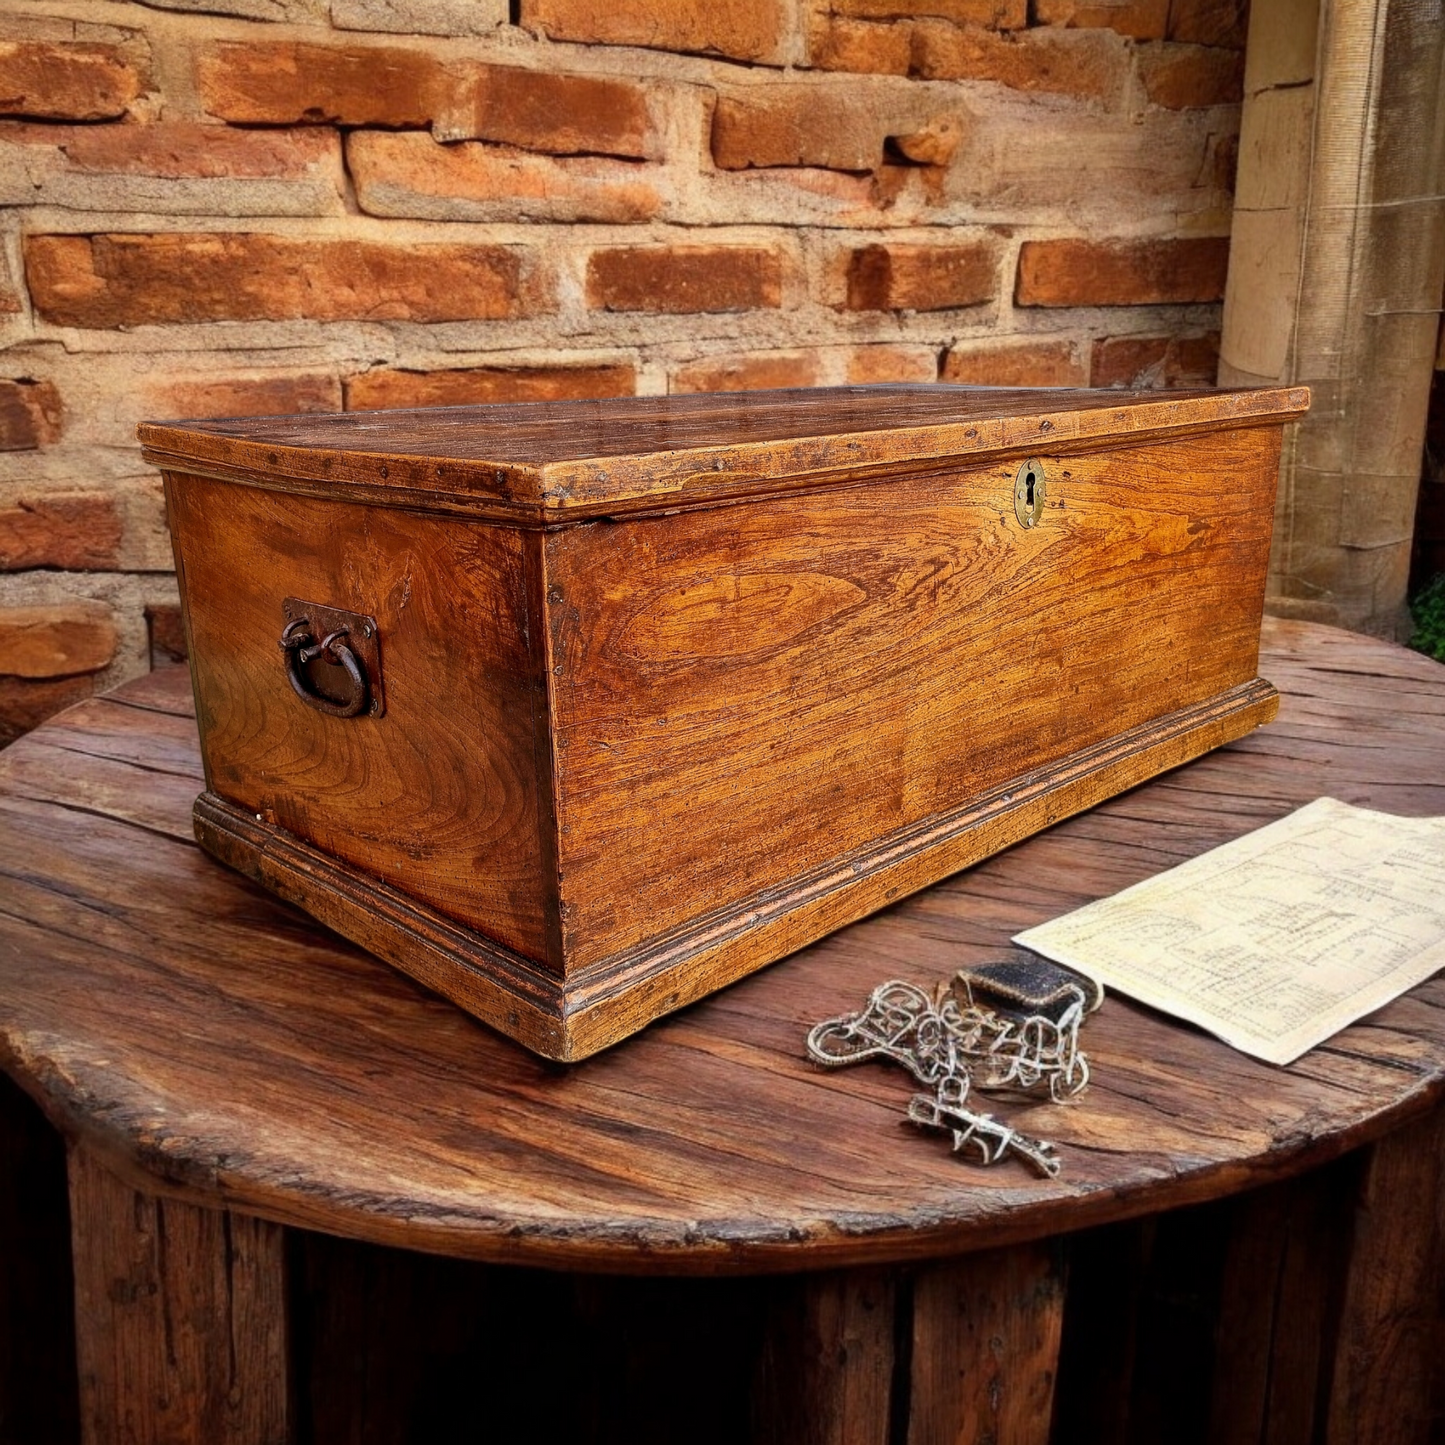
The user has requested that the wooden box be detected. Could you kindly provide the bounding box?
[139,384,1308,1060]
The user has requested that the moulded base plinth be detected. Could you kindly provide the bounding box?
[194,677,1279,1061]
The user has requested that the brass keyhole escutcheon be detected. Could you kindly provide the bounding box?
[1014,458,1047,528]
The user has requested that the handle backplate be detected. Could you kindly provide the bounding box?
[280,597,385,719]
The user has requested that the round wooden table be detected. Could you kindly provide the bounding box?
[1,619,1443,1445]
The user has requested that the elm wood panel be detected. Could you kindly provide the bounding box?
[193,681,1279,1060]
[564,1274,774,1445]
[0,623,1443,1272]
[752,1268,896,1445]
[1050,1123,1443,1445]
[1207,1164,1362,1445]
[291,1235,777,1445]
[68,1147,289,1445]
[1049,1219,1154,1445]
[1047,1161,1364,1445]
[522,529,567,972]
[546,429,1279,969]
[140,383,1285,462]
[191,792,578,1059]
[1322,1106,1445,1445]
[906,1244,1065,1445]
[166,472,556,964]
[138,383,1309,523]
[0,1072,79,1445]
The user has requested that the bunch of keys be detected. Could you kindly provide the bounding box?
[805,959,1100,1179]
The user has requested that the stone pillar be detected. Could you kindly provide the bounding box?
[1218,0,1445,636]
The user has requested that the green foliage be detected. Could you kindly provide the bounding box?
[1410,571,1445,662]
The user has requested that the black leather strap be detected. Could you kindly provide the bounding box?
[954,954,1104,1024]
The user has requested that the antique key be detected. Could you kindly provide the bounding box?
[806,961,1096,1179]
[906,1075,1063,1179]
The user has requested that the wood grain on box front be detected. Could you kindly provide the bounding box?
[166,473,556,965]
[545,428,1281,969]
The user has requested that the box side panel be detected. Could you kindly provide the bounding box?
[547,427,1282,970]
[167,473,554,966]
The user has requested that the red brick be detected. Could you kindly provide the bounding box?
[1167,0,1248,48]
[942,338,1087,386]
[197,42,441,126]
[671,351,822,393]
[0,380,62,450]
[0,41,141,122]
[824,0,1023,24]
[845,344,939,382]
[521,0,787,63]
[0,673,95,747]
[1015,236,1230,306]
[912,21,1129,102]
[1032,0,1168,38]
[346,363,636,410]
[586,245,783,314]
[712,86,962,172]
[445,66,651,158]
[0,494,120,571]
[0,602,116,679]
[844,241,997,311]
[145,603,187,667]
[1137,42,1243,108]
[147,372,343,420]
[808,18,912,74]
[348,131,662,225]
[3,121,339,179]
[25,234,542,328]
[1090,330,1219,386]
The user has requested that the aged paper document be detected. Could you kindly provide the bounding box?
[1014,798,1445,1066]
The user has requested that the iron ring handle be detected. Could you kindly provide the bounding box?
[279,618,369,718]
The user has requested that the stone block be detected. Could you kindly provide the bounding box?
[670,349,822,391]
[844,240,998,310]
[0,602,116,679]
[0,122,346,217]
[521,0,788,64]
[0,494,120,571]
[0,380,61,450]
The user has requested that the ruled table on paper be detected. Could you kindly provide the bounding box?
[1015,798,1445,1066]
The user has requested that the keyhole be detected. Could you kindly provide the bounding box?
[1013,457,1047,528]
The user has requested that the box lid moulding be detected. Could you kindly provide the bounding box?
[137,382,1311,527]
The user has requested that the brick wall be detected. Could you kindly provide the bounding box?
[0,0,1246,744]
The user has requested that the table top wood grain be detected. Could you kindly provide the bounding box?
[0,619,1441,1275]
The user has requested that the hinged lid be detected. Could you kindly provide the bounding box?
[138,382,1309,525]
